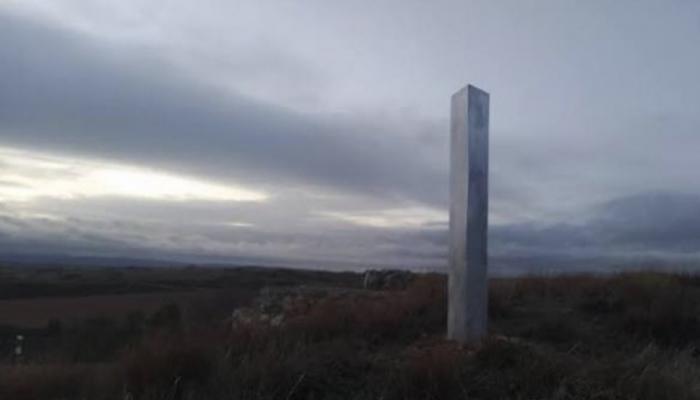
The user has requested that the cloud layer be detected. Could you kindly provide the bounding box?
[1,2,700,271]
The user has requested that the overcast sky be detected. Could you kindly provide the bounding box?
[1,1,699,271]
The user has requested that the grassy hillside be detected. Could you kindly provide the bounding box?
[2,268,700,399]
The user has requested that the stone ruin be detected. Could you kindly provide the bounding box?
[362,269,414,290]
[230,285,369,329]
[230,270,414,330]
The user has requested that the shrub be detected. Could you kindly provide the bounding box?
[0,364,116,400]
[122,332,216,398]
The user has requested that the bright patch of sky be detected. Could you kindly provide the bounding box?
[0,146,267,203]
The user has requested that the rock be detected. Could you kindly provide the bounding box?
[230,308,256,328]
[384,271,413,290]
[230,285,346,329]
[363,269,414,290]
[363,270,383,290]
[270,314,284,327]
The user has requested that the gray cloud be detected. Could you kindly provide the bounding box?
[2,191,699,272]
[492,192,700,262]
[0,11,446,207]
[1,2,700,270]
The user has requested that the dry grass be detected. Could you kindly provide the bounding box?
[0,363,118,400]
[4,271,700,399]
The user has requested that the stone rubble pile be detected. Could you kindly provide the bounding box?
[230,285,362,329]
[230,270,414,329]
[362,269,414,290]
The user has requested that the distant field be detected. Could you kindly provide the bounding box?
[0,264,360,330]
[0,289,219,328]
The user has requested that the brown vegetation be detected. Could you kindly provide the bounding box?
[3,268,700,399]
